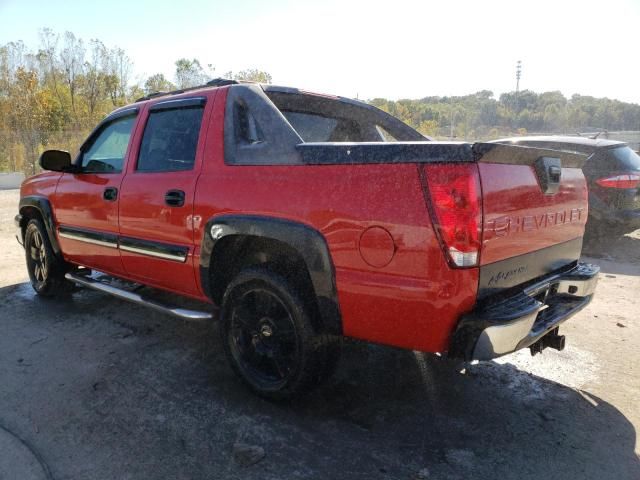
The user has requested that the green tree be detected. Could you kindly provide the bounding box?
[144,73,175,94]
[175,58,208,89]
[80,39,108,118]
[417,119,439,137]
[0,30,143,173]
[59,31,84,121]
[226,69,272,84]
[104,47,131,106]
[8,68,61,175]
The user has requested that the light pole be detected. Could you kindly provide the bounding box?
[515,60,522,112]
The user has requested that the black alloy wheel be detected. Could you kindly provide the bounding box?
[228,287,298,390]
[220,267,339,399]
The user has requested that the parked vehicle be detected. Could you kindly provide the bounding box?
[15,80,599,398]
[493,136,640,242]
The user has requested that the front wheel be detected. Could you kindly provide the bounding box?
[24,218,72,297]
[220,267,339,400]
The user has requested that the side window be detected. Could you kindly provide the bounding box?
[80,115,136,173]
[137,106,204,172]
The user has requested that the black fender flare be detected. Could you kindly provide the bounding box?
[200,214,342,335]
[18,196,62,256]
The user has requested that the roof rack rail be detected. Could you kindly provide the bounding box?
[206,78,239,87]
[134,78,240,103]
[134,91,167,102]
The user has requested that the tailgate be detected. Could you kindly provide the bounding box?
[474,143,589,297]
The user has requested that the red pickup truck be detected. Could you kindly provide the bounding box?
[15,80,599,398]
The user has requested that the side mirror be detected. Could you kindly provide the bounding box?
[39,150,74,172]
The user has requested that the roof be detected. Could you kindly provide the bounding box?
[132,79,379,111]
[134,78,240,103]
[123,79,388,122]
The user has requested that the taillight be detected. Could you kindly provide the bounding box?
[595,174,640,189]
[419,163,482,268]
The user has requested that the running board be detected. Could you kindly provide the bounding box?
[64,272,213,321]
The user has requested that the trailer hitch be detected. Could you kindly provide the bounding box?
[530,328,566,356]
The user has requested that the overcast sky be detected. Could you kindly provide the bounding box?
[1,0,639,103]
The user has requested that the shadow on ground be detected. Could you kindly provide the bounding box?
[1,282,638,480]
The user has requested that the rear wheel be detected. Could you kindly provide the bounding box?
[220,267,339,400]
[24,218,72,297]
[583,219,626,251]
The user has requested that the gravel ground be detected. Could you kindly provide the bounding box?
[0,188,638,480]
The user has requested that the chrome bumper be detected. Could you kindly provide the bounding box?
[451,262,600,361]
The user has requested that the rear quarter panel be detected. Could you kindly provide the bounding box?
[192,90,478,353]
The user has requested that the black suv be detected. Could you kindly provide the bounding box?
[494,136,640,241]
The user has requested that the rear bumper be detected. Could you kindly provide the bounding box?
[450,262,599,361]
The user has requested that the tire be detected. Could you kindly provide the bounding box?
[585,218,629,240]
[24,218,73,297]
[220,267,340,400]
[583,220,622,252]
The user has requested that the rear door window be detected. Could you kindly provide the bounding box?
[137,105,205,172]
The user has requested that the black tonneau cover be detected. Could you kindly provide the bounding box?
[297,142,587,167]
[297,142,473,165]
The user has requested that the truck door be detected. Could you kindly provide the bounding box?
[54,108,139,274]
[118,95,213,297]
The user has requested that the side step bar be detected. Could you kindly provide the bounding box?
[64,272,213,321]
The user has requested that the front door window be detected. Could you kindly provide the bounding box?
[80,115,136,173]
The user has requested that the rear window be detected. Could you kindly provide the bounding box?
[609,146,640,170]
[376,125,397,142]
[282,111,392,143]
[266,90,425,143]
[283,111,338,142]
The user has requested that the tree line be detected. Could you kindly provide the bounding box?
[0,29,271,174]
[2,29,640,174]
[371,90,640,140]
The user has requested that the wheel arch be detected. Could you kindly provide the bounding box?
[200,215,342,335]
[18,196,61,256]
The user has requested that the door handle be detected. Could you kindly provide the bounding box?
[534,157,562,195]
[165,189,185,207]
[103,187,118,201]
[548,165,562,183]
